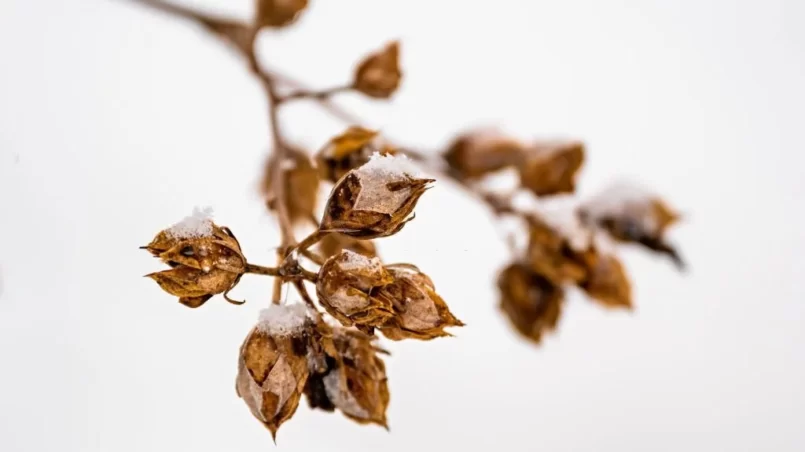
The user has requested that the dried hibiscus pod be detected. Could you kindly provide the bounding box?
[578,252,633,309]
[304,327,390,428]
[526,215,588,285]
[320,152,433,238]
[498,262,564,344]
[518,140,585,196]
[315,126,396,183]
[254,0,308,28]
[316,233,379,260]
[316,250,394,329]
[579,182,684,268]
[261,146,319,225]
[353,41,401,99]
[142,208,246,308]
[236,304,315,440]
[376,264,464,340]
[442,129,526,179]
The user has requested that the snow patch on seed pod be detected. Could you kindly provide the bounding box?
[166,206,214,239]
[351,152,427,215]
[257,303,312,336]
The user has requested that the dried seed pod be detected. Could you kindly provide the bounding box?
[526,215,588,285]
[578,253,633,309]
[376,264,464,341]
[236,304,315,440]
[142,209,246,308]
[353,41,402,99]
[579,182,684,268]
[255,0,308,28]
[315,126,396,183]
[320,152,433,238]
[304,328,390,428]
[316,250,395,329]
[316,233,379,260]
[442,129,526,179]
[261,146,320,226]
[518,140,585,196]
[498,262,564,344]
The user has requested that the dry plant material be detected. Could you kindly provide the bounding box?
[131,0,686,440]
[353,41,402,99]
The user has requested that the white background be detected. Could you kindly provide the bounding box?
[1,0,803,451]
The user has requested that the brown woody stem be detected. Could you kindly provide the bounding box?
[295,230,329,254]
[278,85,353,103]
[301,249,327,266]
[244,263,281,276]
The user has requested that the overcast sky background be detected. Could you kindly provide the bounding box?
[1,0,804,451]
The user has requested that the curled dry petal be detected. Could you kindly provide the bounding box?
[261,147,320,226]
[316,233,379,260]
[255,0,308,28]
[518,141,585,196]
[316,250,394,329]
[236,309,317,439]
[442,129,526,179]
[142,219,246,307]
[320,152,433,238]
[304,328,390,428]
[578,253,633,309]
[376,264,464,341]
[353,41,402,99]
[498,262,564,344]
[315,126,396,183]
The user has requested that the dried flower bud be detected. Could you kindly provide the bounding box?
[320,152,432,238]
[578,253,633,309]
[236,304,315,439]
[526,216,588,285]
[353,41,401,99]
[518,141,585,196]
[142,209,246,308]
[315,126,397,183]
[255,0,308,28]
[498,262,564,344]
[443,129,526,179]
[261,147,320,226]
[376,264,464,340]
[316,233,379,260]
[579,182,683,268]
[316,250,394,329]
[304,328,390,428]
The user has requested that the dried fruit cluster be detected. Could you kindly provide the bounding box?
[132,0,684,441]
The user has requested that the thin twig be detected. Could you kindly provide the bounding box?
[244,263,281,276]
[278,85,353,103]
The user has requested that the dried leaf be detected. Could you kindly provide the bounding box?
[443,130,525,179]
[518,141,585,196]
[353,41,402,99]
[498,262,564,344]
[255,0,308,28]
[376,265,464,341]
[262,147,320,226]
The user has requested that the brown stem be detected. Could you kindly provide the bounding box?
[278,85,353,103]
[295,230,329,254]
[244,263,281,276]
[301,249,327,266]
[292,280,322,320]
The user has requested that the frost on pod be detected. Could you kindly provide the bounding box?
[304,328,390,428]
[141,208,246,308]
[320,151,433,238]
[316,250,395,330]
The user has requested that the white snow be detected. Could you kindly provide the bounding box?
[355,151,422,179]
[166,206,214,239]
[337,249,383,273]
[256,303,311,336]
[351,152,429,215]
[323,370,369,419]
[580,181,660,233]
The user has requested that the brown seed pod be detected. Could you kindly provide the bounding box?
[353,41,402,99]
[518,140,585,196]
[320,152,433,238]
[578,182,684,268]
[261,146,320,226]
[142,210,246,308]
[254,0,308,28]
[304,327,390,428]
[316,250,395,329]
[376,264,464,341]
[442,129,526,179]
[498,262,564,344]
[526,215,588,285]
[578,253,633,309]
[315,126,397,183]
[236,304,316,440]
[316,233,379,260]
